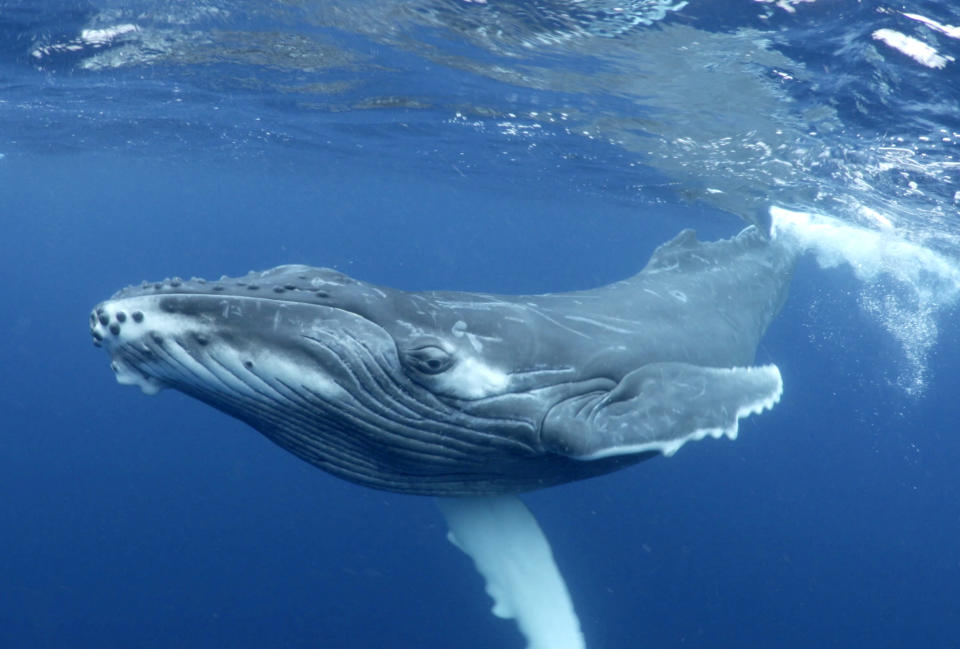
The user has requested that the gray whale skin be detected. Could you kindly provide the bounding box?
[90,226,794,497]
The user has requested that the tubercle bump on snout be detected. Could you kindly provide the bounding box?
[107,265,355,304]
[91,264,374,355]
[89,302,146,347]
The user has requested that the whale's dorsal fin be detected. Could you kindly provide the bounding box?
[642,226,769,274]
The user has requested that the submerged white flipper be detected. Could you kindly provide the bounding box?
[438,496,586,649]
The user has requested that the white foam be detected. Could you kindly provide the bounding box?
[771,206,960,394]
[904,12,960,39]
[80,24,139,46]
[31,23,139,61]
[872,28,954,69]
[246,348,345,399]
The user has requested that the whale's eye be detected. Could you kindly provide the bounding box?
[404,345,454,375]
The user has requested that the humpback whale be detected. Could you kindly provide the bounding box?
[90,225,795,649]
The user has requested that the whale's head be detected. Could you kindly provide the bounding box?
[90,265,645,495]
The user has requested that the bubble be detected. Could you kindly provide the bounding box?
[772,206,960,396]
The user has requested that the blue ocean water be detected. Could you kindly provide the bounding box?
[1,1,959,648]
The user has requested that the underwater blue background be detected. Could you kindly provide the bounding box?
[2,1,959,648]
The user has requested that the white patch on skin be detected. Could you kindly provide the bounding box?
[434,299,510,311]
[526,307,592,340]
[98,295,344,401]
[103,301,225,397]
[112,357,163,395]
[451,320,497,353]
[259,264,308,276]
[563,315,635,334]
[436,357,509,399]
[309,277,342,287]
[466,333,483,352]
[241,348,345,399]
[645,261,679,274]
[394,320,430,336]
[99,296,213,349]
[164,335,345,404]
[669,290,688,303]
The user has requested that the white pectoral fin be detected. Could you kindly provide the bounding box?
[543,362,783,459]
[437,496,586,649]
